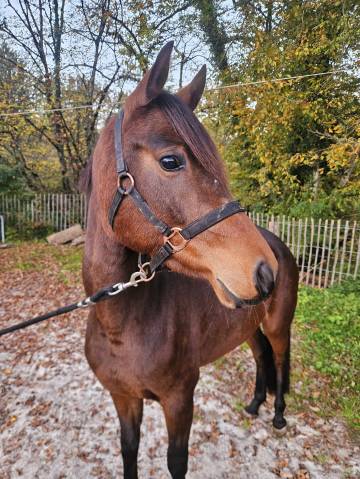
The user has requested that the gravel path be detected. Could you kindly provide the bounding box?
[0,260,359,478]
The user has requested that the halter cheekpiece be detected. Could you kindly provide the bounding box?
[0,111,248,337]
[109,110,245,274]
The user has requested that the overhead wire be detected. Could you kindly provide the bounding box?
[207,68,350,91]
[0,67,353,118]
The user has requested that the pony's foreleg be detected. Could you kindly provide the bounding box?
[111,393,143,479]
[161,382,197,479]
[245,328,276,416]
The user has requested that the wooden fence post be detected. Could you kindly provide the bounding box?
[318,219,328,288]
[330,220,342,286]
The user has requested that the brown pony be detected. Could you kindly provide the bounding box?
[81,42,298,479]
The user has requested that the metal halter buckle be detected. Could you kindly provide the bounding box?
[117,172,135,195]
[164,227,189,253]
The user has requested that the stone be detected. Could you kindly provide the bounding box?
[47,224,83,245]
[71,234,86,246]
[288,457,300,472]
[254,428,268,441]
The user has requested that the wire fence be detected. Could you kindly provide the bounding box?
[1,193,359,288]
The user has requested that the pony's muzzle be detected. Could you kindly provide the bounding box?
[254,261,275,298]
[217,261,275,308]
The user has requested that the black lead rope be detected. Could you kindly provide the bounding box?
[0,274,149,337]
[0,302,81,337]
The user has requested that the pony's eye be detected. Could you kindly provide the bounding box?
[159,155,184,171]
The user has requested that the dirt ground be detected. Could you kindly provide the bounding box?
[0,245,359,478]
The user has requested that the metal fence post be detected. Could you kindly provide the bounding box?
[0,215,5,243]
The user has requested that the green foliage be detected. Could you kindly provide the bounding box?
[268,190,360,219]
[6,222,55,242]
[296,280,360,429]
[0,164,27,194]
[206,0,360,219]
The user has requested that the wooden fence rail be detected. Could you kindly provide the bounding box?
[1,194,359,287]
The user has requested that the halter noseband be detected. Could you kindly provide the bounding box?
[108,110,245,274]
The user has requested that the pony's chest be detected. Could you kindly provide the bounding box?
[85,312,198,396]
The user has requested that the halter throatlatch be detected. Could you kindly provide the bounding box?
[109,110,246,273]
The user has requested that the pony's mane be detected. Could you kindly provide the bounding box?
[78,154,93,197]
[155,92,228,188]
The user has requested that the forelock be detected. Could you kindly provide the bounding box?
[155,92,228,189]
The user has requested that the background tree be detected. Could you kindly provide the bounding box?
[0,40,51,193]
[0,0,124,191]
[0,0,358,219]
[204,0,360,218]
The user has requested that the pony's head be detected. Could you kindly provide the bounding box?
[91,41,278,309]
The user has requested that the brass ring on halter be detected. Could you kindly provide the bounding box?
[164,227,189,253]
[117,172,135,195]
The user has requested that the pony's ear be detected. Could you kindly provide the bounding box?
[176,65,206,110]
[127,41,174,110]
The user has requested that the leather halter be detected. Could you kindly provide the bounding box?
[109,110,245,274]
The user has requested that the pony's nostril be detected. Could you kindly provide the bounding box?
[254,261,275,298]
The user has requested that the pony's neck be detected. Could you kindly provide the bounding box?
[83,193,138,294]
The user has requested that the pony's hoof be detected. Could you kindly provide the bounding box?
[244,405,259,417]
[244,399,263,417]
[273,424,287,436]
[243,408,257,419]
[272,415,287,434]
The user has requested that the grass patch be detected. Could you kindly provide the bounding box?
[233,399,246,413]
[50,246,83,284]
[52,247,83,273]
[294,279,360,431]
[5,223,55,242]
[1,241,83,285]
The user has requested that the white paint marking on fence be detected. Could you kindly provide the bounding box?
[354,233,360,280]
[296,218,302,265]
[281,215,285,242]
[324,219,334,288]
[300,217,308,282]
[339,220,349,282]
[287,218,291,255]
[318,219,328,288]
[0,215,5,243]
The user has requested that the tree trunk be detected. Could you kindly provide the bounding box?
[195,0,229,75]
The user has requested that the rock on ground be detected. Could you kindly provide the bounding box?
[47,225,83,245]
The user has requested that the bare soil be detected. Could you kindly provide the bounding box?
[0,244,358,478]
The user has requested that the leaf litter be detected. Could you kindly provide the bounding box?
[0,244,359,478]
